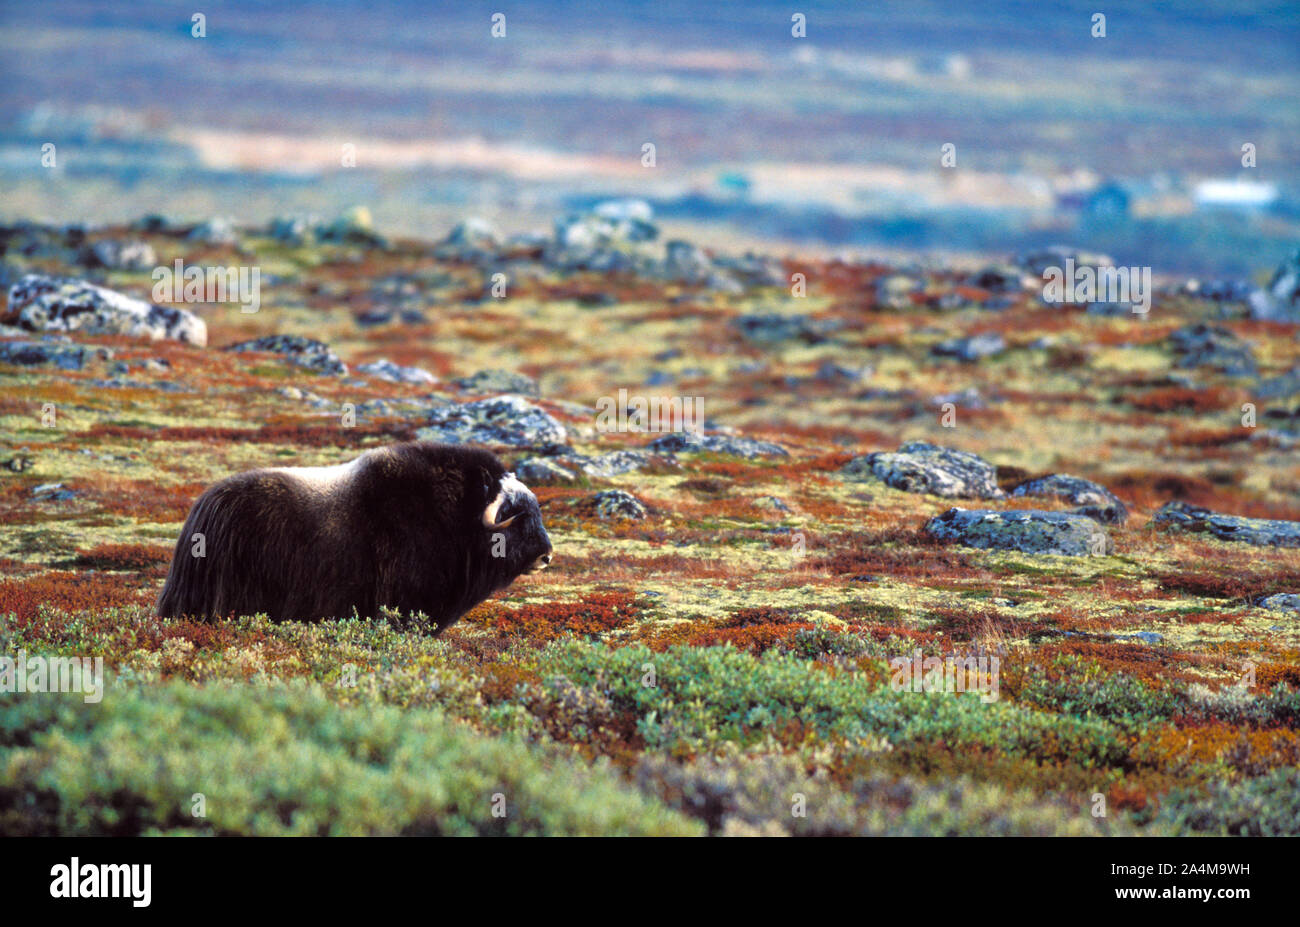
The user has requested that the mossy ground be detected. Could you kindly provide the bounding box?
[2,227,1298,835]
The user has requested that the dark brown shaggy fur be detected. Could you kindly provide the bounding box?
[156,442,552,630]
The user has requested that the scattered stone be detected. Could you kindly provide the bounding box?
[1010,474,1129,524]
[1256,366,1300,401]
[356,358,435,385]
[714,252,786,288]
[1016,245,1113,277]
[1114,632,1163,645]
[967,265,1026,293]
[1257,594,1300,613]
[755,496,793,514]
[223,334,347,376]
[932,332,1006,362]
[815,361,873,383]
[1183,278,1254,302]
[548,200,657,269]
[417,395,567,448]
[731,313,840,345]
[875,274,921,310]
[844,441,1004,499]
[454,368,540,398]
[1247,249,1300,322]
[32,482,78,501]
[7,274,206,345]
[648,432,788,459]
[925,507,1112,556]
[85,239,156,271]
[436,217,502,260]
[317,207,385,246]
[187,217,239,246]
[1152,501,1300,548]
[663,239,711,280]
[267,216,314,246]
[1167,324,1256,376]
[591,489,647,520]
[514,457,577,484]
[0,339,113,370]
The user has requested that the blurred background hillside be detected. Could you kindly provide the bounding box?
[1,0,1297,275]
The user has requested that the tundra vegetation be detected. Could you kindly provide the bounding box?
[1,216,1298,836]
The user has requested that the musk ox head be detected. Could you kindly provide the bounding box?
[157,441,553,631]
[478,469,553,578]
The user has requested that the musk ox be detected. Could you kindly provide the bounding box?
[156,442,552,631]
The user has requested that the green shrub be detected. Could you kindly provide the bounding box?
[0,680,701,836]
[1151,768,1300,837]
[539,641,1130,767]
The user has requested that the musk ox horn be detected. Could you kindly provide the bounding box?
[482,491,518,529]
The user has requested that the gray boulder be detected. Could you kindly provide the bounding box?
[356,358,435,385]
[731,313,841,345]
[591,489,647,520]
[1248,250,1300,322]
[7,274,206,346]
[1257,594,1300,614]
[844,441,1004,499]
[454,368,540,398]
[223,335,346,376]
[0,338,114,370]
[1167,324,1256,376]
[417,395,567,448]
[85,239,156,271]
[932,333,1006,362]
[925,507,1112,556]
[187,217,239,246]
[1010,474,1129,524]
[515,457,577,484]
[1153,501,1300,548]
[436,217,502,260]
[874,274,921,310]
[648,432,788,459]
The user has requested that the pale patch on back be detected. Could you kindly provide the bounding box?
[266,454,364,493]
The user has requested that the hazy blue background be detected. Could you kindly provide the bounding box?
[2,0,1298,274]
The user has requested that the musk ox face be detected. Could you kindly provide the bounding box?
[480,472,553,578]
[157,442,554,632]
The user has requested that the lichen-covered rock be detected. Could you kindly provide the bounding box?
[731,313,841,345]
[648,432,788,459]
[845,441,1004,499]
[356,358,435,385]
[223,334,346,376]
[0,338,113,370]
[1016,245,1113,277]
[454,368,540,398]
[1257,594,1300,614]
[591,489,647,520]
[925,507,1112,556]
[1153,501,1300,548]
[7,274,206,346]
[85,239,156,271]
[187,216,239,246]
[932,333,1006,362]
[1010,473,1129,524]
[417,395,567,448]
[874,274,921,310]
[548,200,657,270]
[1247,249,1300,322]
[267,216,313,246]
[1167,324,1256,376]
[514,457,577,484]
[317,207,385,247]
[436,217,502,260]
